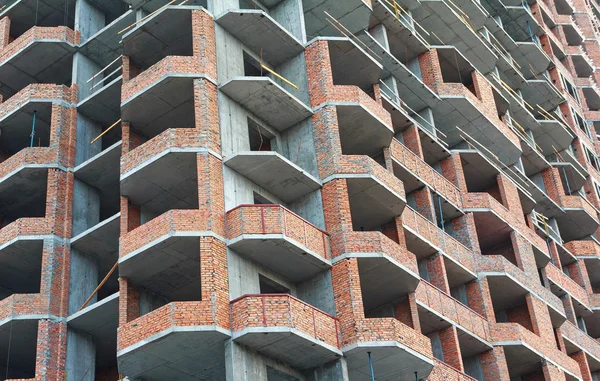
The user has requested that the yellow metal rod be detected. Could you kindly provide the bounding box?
[261,65,298,89]
[91,119,122,144]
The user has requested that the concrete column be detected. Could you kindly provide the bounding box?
[271,0,306,43]
[296,271,336,315]
[75,114,102,166]
[307,359,350,381]
[68,249,98,315]
[72,178,100,236]
[66,329,95,381]
[225,341,306,381]
[72,53,103,101]
[74,0,106,43]
[369,23,390,51]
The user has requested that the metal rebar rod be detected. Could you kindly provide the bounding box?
[30,111,37,148]
[368,352,375,381]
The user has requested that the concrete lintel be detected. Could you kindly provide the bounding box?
[220,76,313,132]
[216,10,304,66]
[224,151,321,202]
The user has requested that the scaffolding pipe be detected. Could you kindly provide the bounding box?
[30,111,37,148]
[78,261,119,311]
[437,194,445,230]
[368,352,375,381]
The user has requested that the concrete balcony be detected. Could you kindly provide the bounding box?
[0,218,50,298]
[216,10,303,66]
[0,148,58,222]
[478,256,566,325]
[576,77,600,111]
[230,294,341,368]
[429,359,481,381]
[74,140,121,204]
[491,323,581,379]
[79,10,135,64]
[343,318,435,381]
[121,56,209,137]
[522,78,565,111]
[220,77,313,132]
[119,210,214,301]
[500,6,543,43]
[566,46,594,77]
[337,231,420,311]
[0,84,76,155]
[67,293,119,374]
[303,0,371,36]
[0,293,43,378]
[225,151,321,202]
[70,213,120,264]
[226,204,331,282]
[326,156,405,230]
[415,281,492,356]
[120,128,203,216]
[389,139,462,216]
[555,195,599,241]
[117,301,230,381]
[545,264,591,316]
[561,320,600,372]
[402,207,477,286]
[534,118,574,153]
[0,26,78,96]
[77,74,122,127]
[413,0,498,73]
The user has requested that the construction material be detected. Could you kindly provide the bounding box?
[78,261,118,311]
[90,119,121,144]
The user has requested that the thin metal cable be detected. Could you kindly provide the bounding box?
[5,318,13,379]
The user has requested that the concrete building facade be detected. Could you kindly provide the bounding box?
[2,0,600,380]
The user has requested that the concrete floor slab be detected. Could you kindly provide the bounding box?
[121,150,199,215]
[117,327,229,381]
[556,207,599,241]
[534,119,574,153]
[501,6,542,43]
[122,76,195,137]
[78,75,122,127]
[303,0,371,36]
[233,327,341,369]
[122,6,196,69]
[225,151,321,203]
[344,343,434,381]
[337,104,393,157]
[71,213,120,263]
[216,10,304,66]
[570,54,593,77]
[513,42,552,78]
[220,77,312,132]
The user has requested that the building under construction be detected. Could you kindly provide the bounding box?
[2,0,600,379]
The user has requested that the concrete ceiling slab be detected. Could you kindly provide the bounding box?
[78,76,122,126]
[0,167,48,221]
[216,10,304,66]
[119,234,201,300]
[228,234,331,282]
[520,141,550,176]
[326,37,383,92]
[0,238,43,294]
[121,150,199,215]
[357,256,419,311]
[521,79,565,112]
[75,141,121,210]
[123,0,207,13]
[552,162,586,191]
[122,76,196,136]
[1,0,76,35]
[0,102,52,154]
[0,40,75,97]
[513,42,552,78]
[344,343,434,381]
[337,104,393,156]
[0,319,38,378]
[470,210,513,249]
[225,151,321,203]
[531,119,574,154]
[457,150,500,191]
[404,228,439,259]
[501,7,541,42]
[444,256,477,287]
[360,32,439,112]
[501,342,543,378]
[486,274,529,311]
[347,176,406,230]
[79,11,134,66]
[220,77,312,132]
[71,213,120,263]
[556,207,599,241]
[233,327,341,369]
[123,6,194,69]
[582,87,600,110]
[118,328,228,381]
[303,0,371,36]
[570,54,593,77]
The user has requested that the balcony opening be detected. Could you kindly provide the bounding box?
[0,171,48,228]
[0,321,37,379]
[492,292,533,331]
[253,192,275,205]
[480,236,518,267]
[259,274,290,295]
[267,366,300,381]
[0,103,52,157]
[8,2,75,37]
[244,52,267,77]
[436,49,475,96]
[248,118,274,151]
[463,354,484,381]
[0,243,42,302]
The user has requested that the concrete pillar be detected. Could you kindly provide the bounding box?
[68,249,98,315]
[75,114,102,166]
[72,178,100,236]
[369,23,390,50]
[271,0,306,43]
[225,341,306,381]
[66,329,95,381]
[72,53,103,102]
[74,0,106,43]
[296,270,336,315]
[306,359,350,381]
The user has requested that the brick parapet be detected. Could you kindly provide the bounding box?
[429,359,478,381]
[390,139,463,208]
[561,320,600,360]
[0,26,79,63]
[225,204,331,260]
[0,217,50,243]
[545,263,591,306]
[415,280,491,342]
[402,207,476,272]
[230,294,339,349]
[0,148,59,180]
[0,83,77,121]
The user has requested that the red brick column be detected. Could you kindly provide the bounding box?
[497,174,524,223]
[200,237,229,329]
[480,347,511,381]
[403,125,424,157]
[418,49,444,93]
[394,293,421,332]
[119,197,140,236]
[511,232,538,278]
[542,362,568,381]
[439,326,464,372]
[0,17,10,48]
[466,277,496,322]
[118,277,140,326]
[440,153,468,192]
[571,351,594,381]
[413,187,436,223]
[322,179,354,258]
[426,253,450,293]
[331,258,366,345]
